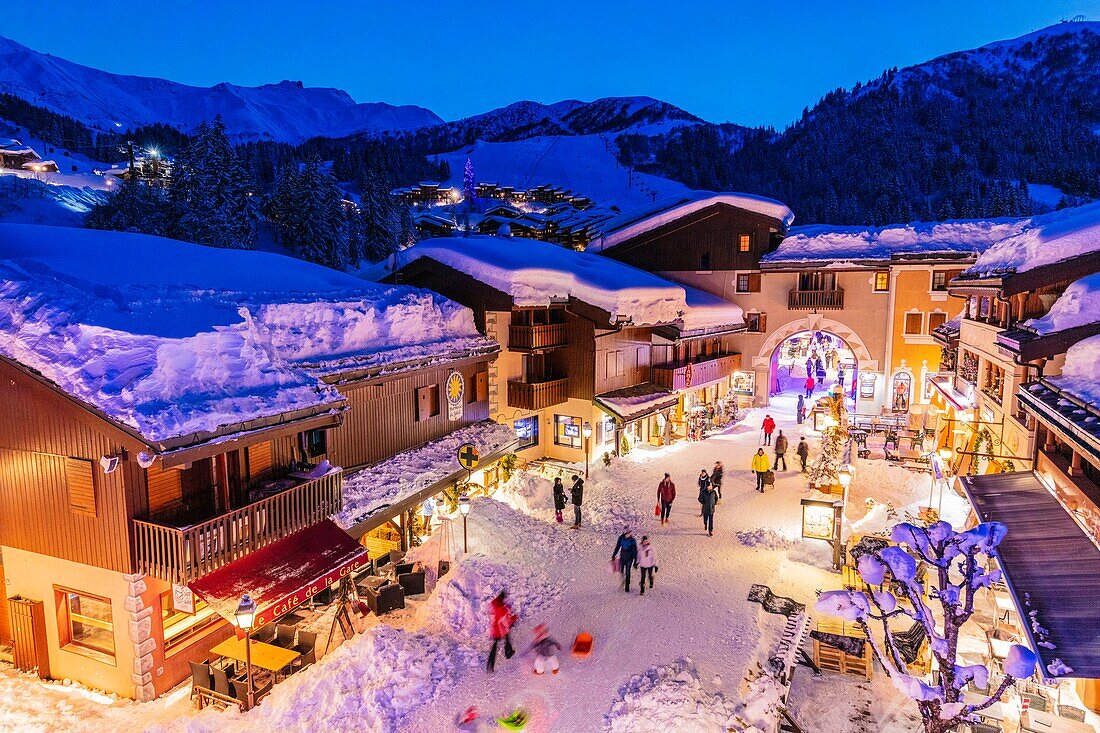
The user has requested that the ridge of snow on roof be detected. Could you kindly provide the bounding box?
[1046,334,1100,409]
[963,203,1100,279]
[680,285,745,332]
[1024,273,1100,336]
[593,191,796,251]
[763,218,1019,265]
[394,235,688,326]
[0,224,491,445]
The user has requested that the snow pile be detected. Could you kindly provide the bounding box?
[0,176,105,227]
[680,285,746,332]
[965,202,1100,277]
[596,192,796,251]
[736,528,795,550]
[0,224,492,445]
[1046,334,1100,406]
[336,420,517,529]
[161,626,475,733]
[494,471,556,519]
[604,659,737,733]
[416,554,562,643]
[1024,272,1100,335]
[765,217,1018,265]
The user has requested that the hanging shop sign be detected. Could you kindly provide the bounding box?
[445,370,466,421]
[731,371,755,395]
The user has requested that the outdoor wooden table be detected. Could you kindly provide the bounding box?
[210,635,301,673]
[1021,709,1097,733]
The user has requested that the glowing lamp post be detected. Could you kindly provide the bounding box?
[234,594,257,710]
[582,421,593,479]
[459,494,471,553]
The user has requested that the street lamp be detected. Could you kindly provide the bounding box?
[837,465,853,490]
[582,421,593,479]
[234,594,257,710]
[459,495,471,553]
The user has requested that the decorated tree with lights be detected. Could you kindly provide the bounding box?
[807,386,848,491]
[461,156,475,235]
[817,521,1038,733]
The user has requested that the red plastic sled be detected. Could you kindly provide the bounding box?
[572,631,593,658]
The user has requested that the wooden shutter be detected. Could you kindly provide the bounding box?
[146,462,182,515]
[476,371,488,401]
[747,273,761,292]
[247,441,274,481]
[65,458,96,517]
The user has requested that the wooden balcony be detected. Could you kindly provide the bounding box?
[788,289,844,310]
[509,323,568,351]
[507,377,570,411]
[652,353,741,392]
[133,471,343,585]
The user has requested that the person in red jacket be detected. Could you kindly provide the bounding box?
[487,590,517,672]
[761,414,776,446]
[804,375,815,398]
[657,473,676,524]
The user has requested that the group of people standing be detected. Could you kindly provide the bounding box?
[754,414,810,490]
[611,528,657,594]
[552,475,585,527]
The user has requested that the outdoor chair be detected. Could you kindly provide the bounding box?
[229,673,272,707]
[188,661,212,701]
[292,631,318,671]
[394,561,415,576]
[211,667,233,699]
[253,622,276,644]
[398,569,426,596]
[274,624,297,649]
[1058,706,1086,721]
[1020,692,1048,712]
[363,580,405,615]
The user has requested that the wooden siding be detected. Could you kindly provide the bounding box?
[557,313,595,401]
[246,441,274,481]
[0,561,9,645]
[327,361,491,470]
[594,327,653,395]
[601,203,782,272]
[0,361,140,573]
[146,463,183,515]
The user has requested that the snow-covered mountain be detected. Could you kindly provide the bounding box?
[0,35,442,141]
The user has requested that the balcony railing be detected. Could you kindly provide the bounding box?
[507,377,570,411]
[509,323,568,351]
[788,289,844,310]
[133,471,343,585]
[652,353,741,392]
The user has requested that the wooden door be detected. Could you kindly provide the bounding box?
[9,596,49,678]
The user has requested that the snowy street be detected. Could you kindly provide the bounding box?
[0,395,957,732]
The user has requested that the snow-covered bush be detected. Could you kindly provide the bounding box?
[816,521,1037,733]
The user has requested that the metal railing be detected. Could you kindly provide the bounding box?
[133,472,343,584]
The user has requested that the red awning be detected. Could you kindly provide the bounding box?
[189,519,367,628]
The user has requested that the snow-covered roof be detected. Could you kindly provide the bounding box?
[0,224,494,449]
[1023,273,1100,336]
[592,191,796,251]
[336,420,517,531]
[1045,334,1100,409]
[680,285,745,333]
[962,203,1100,279]
[0,145,37,156]
[763,219,1016,266]
[596,384,678,422]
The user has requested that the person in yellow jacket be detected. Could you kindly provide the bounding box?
[751,448,771,493]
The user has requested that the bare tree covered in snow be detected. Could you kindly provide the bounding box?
[816,521,1038,733]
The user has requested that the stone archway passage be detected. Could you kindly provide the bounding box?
[751,315,878,372]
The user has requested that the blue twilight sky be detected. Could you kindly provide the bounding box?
[1,0,1095,128]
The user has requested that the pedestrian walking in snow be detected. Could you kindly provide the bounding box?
[553,477,566,524]
[816,363,826,383]
[752,448,771,492]
[700,483,718,536]
[711,461,724,502]
[773,431,788,471]
[838,366,846,387]
[796,437,810,473]
[804,376,815,397]
[805,357,813,377]
[657,473,676,523]
[527,624,562,675]
[487,591,517,672]
[696,469,711,516]
[570,475,584,527]
[637,536,657,594]
[761,414,776,446]
[796,394,806,424]
[612,528,638,592]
